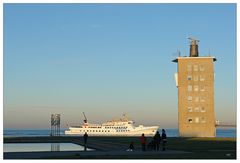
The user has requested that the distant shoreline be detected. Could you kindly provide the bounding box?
[3,128,236,138]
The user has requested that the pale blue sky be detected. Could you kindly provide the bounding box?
[3,3,236,129]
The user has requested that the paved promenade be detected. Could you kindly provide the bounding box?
[4,149,192,159]
[4,136,236,159]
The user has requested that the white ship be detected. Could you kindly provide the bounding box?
[65,113,159,136]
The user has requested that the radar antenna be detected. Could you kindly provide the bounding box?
[187,37,200,43]
[187,36,200,57]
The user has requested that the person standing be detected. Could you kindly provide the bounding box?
[83,132,88,151]
[129,141,134,151]
[153,131,161,151]
[161,129,167,151]
[140,133,147,151]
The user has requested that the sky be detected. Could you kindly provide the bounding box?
[3,3,236,129]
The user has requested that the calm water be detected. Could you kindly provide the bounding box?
[3,128,236,138]
[4,143,93,152]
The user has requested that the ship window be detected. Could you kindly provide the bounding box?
[108,130,110,132]
[87,130,89,132]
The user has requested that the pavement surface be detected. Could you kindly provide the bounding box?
[4,149,192,159]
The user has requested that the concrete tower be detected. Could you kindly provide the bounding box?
[173,38,216,137]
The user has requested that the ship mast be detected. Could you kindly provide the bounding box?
[83,112,88,123]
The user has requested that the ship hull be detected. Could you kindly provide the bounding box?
[65,126,159,136]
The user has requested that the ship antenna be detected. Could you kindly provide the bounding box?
[83,112,88,123]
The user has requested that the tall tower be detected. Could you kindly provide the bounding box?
[173,38,216,137]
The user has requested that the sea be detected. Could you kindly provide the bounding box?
[3,128,236,138]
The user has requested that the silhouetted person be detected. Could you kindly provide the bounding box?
[153,131,161,151]
[140,133,147,151]
[161,129,167,151]
[83,132,88,151]
[129,141,134,151]
[147,140,155,151]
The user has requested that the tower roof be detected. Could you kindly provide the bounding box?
[172,56,217,63]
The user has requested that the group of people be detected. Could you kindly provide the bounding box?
[83,129,167,152]
[139,129,167,151]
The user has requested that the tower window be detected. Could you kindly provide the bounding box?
[188,96,192,101]
[194,76,198,81]
[195,117,200,123]
[194,107,200,112]
[188,118,193,123]
[188,107,193,112]
[200,85,205,91]
[200,75,205,81]
[194,65,198,71]
[187,75,192,81]
[200,96,205,102]
[195,96,199,102]
[201,107,206,112]
[200,65,205,71]
[194,85,199,91]
[201,117,206,123]
[188,85,192,91]
[187,65,192,71]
